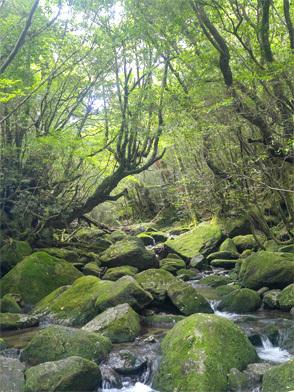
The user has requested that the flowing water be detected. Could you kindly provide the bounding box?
[1,275,293,392]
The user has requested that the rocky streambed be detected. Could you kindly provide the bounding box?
[0,220,293,391]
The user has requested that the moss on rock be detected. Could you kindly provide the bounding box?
[165,220,223,258]
[95,276,153,312]
[263,289,280,309]
[0,252,82,305]
[278,284,294,311]
[218,288,261,313]
[232,234,264,252]
[210,259,241,269]
[159,257,186,274]
[167,280,213,315]
[176,268,199,281]
[0,240,32,276]
[82,303,140,343]
[0,313,39,331]
[103,266,138,281]
[24,356,101,392]
[262,359,294,392]
[0,294,21,313]
[219,238,238,253]
[100,239,158,270]
[20,325,112,365]
[135,268,176,302]
[152,313,257,392]
[136,233,154,246]
[239,251,294,289]
[33,276,108,326]
[82,262,103,277]
[199,275,233,287]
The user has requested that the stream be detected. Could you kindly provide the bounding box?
[1,273,293,392]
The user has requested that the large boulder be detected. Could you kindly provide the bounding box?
[239,251,294,289]
[218,289,261,313]
[103,266,138,281]
[152,314,257,392]
[0,252,82,305]
[219,238,238,253]
[262,359,294,392]
[278,284,294,311]
[20,325,112,366]
[135,269,176,302]
[82,303,140,343]
[0,356,25,392]
[167,280,213,315]
[165,220,223,259]
[95,276,153,312]
[33,276,109,326]
[0,240,32,276]
[0,313,39,331]
[232,235,263,252]
[24,356,101,392]
[100,238,157,270]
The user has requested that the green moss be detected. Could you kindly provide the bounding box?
[210,259,241,269]
[24,356,101,392]
[0,313,39,330]
[103,266,138,281]
[135,268,176,302]
[82,262,103,277]
[109,230,127,242]
[40,247,79,263]
[21,325,112,366]
[0,240,32,276]
[0,252,82,305]
[0,337,7,350]
[144,231,168,243]
[207,251,239,261]
[262,359,294,392]
[263,290,280,309]
[199,275,233,287]
[278,244,294,253]
[136,233,154,246]
[100,239,157,270]
[167,280,213,315]
[95,276,153,312]
[239,251,294,289]
[232,234,264,252]
[152,314,257,392]
[176,268,199,281]
[219,238,238,253]
[278,284,294,311]
[0,294,21,313]
[159,257,186,274]
[34,276,108,326]
[82,303,140,343]
[165,219,223,258]
[215,284,240,298]
[219,288,261,313]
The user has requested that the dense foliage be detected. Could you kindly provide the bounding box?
[0,0,293,244]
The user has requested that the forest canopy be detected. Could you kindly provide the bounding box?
[0,0,293,244]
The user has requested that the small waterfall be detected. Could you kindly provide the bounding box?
[257,336,292,363]
[209,300,240,321]
[101,383,156,392]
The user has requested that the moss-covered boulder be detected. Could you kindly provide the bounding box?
[0,313,39,331]
[239,251,294,289]
[145,231,168,243]
[0,356,25,392]
[207,251,239,262]
[218,289,261,313]
[109,230,127,242]
[219,238,238,253]
[103,266,138,281]
[95,276,153,313]
[176,268,199,281]
[0,294,21,313]
[82,262,102,277]
[159,257,186,274]
[262,359,294,392]
[215,284,240,298]
[0,252,82,305]
[167,280,213,315]
[199,275,233,287]
[135,269,176,302]
[152,314,257,392]
[136,233,154,246]
[165,220,223,258]
[82,303,140,343]
[263,289,281,309]
[0,240,32,276]
[40,248,80,263]
[24,356,101,392]
[100,239,157,270]
[33,276,108,326]
[20,325,112,366]
[210,259,241,269]
[232,234,263,252]
[278,284,294,311]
